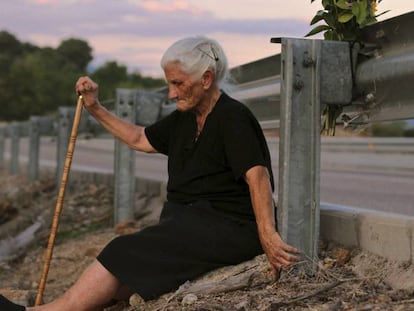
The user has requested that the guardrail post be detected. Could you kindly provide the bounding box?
[278,38,321,271]
[9,122,21,175]
[114,89,137,224]
[57,107,75,185]
[135,91,165,126]
[0,127,5,168]
[275,37,353,271]
[28,116,41,180]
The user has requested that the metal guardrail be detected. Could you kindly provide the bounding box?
[354,11,414,122]
[227,54,281,126]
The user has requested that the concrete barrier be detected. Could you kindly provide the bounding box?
[320,203,414,262]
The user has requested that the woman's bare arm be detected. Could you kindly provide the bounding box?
[75,76,156,153]
[245,165,301,271]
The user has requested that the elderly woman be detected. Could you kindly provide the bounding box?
[1,36,300,311]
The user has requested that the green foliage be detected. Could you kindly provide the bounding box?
[0,31,24,57]
[91,61,165,100]
[306,0,387,42]
[0,44,82,120]
[0,31,165,121]
[308,1,388,136]
[123,71,166,90]
[370,121,407,137]
[57,38,93,72]
[91,61,129,100]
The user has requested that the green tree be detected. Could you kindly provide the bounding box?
[91,61,166,100]
[0,31,25,120]
[123,71,165,90]
[3,47,81,120]
[0,31,165,121]
[91,61,129,100]
[0,31,23,57]
[57,38,93,72]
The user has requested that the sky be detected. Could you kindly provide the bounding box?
[1,1,413,78]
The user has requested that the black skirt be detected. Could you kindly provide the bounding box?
[97,200,263,301]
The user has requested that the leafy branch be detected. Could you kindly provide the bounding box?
[306,0,388,42]
[306,0,388,135]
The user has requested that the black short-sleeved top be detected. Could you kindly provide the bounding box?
[145,92,274,219]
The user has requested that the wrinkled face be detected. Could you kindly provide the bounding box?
[164,62,205,112]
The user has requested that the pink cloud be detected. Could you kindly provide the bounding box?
[28,0,78,5]
[142,0,205,15]
[30,0,55,4]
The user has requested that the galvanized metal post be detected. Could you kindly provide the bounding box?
[57,107,74,185]
[9,123,21,175]
[114,89,137,224]
[276,37,353,271]
[135,91,165,126]
[29,116,41,180]
[277,38,322,270]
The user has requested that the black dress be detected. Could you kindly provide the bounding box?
[97,92,275,300]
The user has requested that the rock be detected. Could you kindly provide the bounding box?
[181,293,198,305]
[129,293,146,308]
[322,257,335,269]
[235,299,250,310]
[334,247,351,266]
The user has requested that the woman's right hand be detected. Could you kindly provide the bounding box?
[75,76,99,108]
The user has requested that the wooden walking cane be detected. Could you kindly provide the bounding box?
[35,95,84,306]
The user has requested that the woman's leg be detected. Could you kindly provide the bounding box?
[27,260,126,311]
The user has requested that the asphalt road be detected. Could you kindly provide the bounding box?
[320,168,414,215]
[3,137,414,216]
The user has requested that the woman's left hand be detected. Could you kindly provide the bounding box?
[244,165,302,272]
[258,228,301,272]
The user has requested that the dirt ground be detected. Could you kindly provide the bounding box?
[0,170,413,311]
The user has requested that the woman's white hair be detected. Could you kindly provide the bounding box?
[160,36,228,85]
